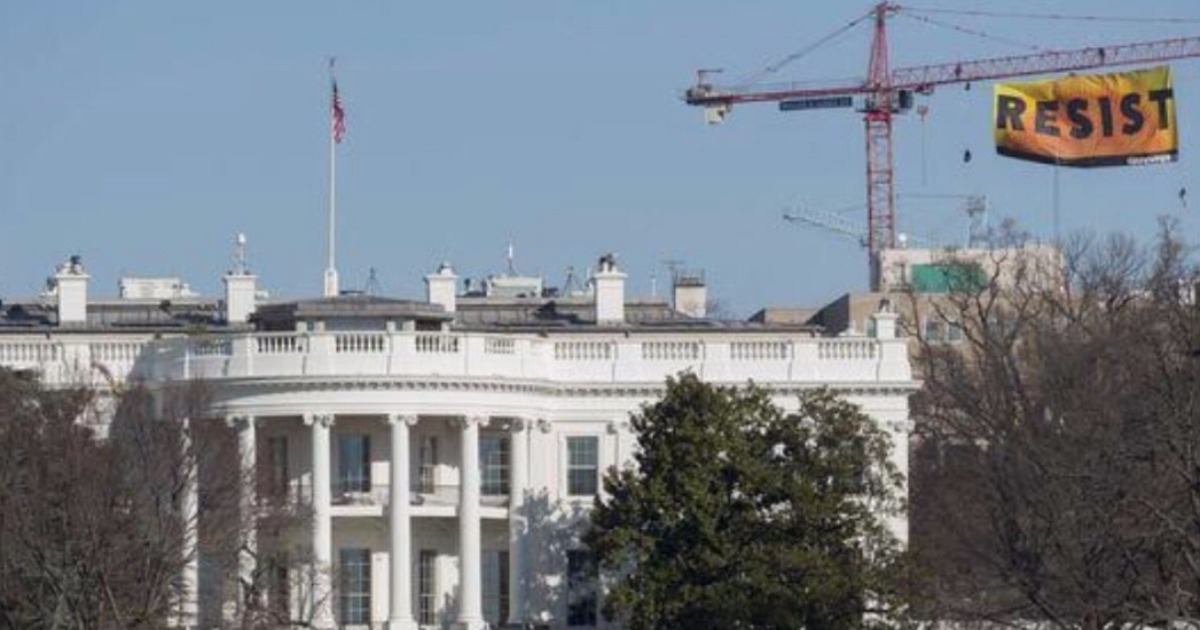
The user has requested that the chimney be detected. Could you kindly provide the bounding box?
[54,255,89,326]
[672,270,707,318]
[870,298,898,339]
[425,262,458,313]
[223,274,257,324]
[592,253,626,324]
[223,233,258,324]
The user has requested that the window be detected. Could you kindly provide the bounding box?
[265,436,288,500]
[418,436,438,494]
[337,434,370,493]
[924,318,964,344]
[418,550,437,626]
[480,435,510,496]
[923,318,944,342]
[338,548,371,625]
[566,549,597,627]
[482,550,510,625]
[567,436,599,496]
[268,554,289,619]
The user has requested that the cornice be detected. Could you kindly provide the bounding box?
[194,375,918,399]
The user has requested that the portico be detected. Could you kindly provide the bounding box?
[212,409,534,629]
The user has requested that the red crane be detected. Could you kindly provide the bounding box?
[685,2,1200,288]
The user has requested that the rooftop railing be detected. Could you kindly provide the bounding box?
[0,327,910,387]
[133,329,909,385]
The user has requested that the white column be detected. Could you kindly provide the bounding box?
[387,414,419,630]
[228,415,258,617]
[306,413,336,628]
[456,416,485,630]
[180,418,200,628]
[506,418,529,626]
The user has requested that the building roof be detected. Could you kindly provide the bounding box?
[0,297,225,332]
[254,295,452,329]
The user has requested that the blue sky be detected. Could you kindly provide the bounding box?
[2,1,1198,315]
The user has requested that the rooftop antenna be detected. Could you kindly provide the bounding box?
[965,195,990,249]
[562,265,584,296]
[506,241,517,276]
[365,267,382,296]
[650,272,658,298]
[233,232,249,275]
[662,259,685,284]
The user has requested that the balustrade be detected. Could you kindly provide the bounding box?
[0,341,61,364]
[256,333,307,354]
[0,330,906,386]
[730,340,789,361]
[415,334,459,354]
[641,341,701,361]
[554,340,612,361]
[334,332,386,354]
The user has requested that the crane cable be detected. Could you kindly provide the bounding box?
[733,10,874,88]
[900,12,1045,52]
[904,7,1200,25]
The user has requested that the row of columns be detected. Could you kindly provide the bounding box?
[179,413,538,629]
[177,412,621,629]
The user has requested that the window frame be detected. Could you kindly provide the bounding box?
[337,433,371,494]
[264,435,289,500]
[418,549,437,626]
[566,549,598,627]
[337,547,371,625]
[566,435,600,497]
[480,434,510,496]
[418,436,438,494]
[482,549,510,625]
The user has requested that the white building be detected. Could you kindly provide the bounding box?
[0,253,916,629]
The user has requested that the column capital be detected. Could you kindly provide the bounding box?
[507,417,530,432]
[454,415,490,430]
[536,418,553,434]
[225,414,256,430]
[607,419,630,435]
[303,413,335,428]
[387,413,419,427]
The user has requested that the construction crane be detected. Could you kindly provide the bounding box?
[685,2,1200,288]
[783,194,986,250]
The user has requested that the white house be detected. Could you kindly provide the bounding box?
[0,252,916,629]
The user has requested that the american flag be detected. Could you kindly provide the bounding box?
[331,80,346,143]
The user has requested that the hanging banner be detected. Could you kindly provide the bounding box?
[993,65,1177,167]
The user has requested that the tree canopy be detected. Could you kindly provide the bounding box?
[585,373,906,629]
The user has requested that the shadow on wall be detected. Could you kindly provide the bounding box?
[512,490,593,629]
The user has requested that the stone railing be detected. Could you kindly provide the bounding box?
[130,330,910,385]
[278,482,507,509]
[0,335,152,388]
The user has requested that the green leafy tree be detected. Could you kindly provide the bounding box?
[585,373,906,629]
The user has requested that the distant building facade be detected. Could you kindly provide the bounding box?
[0,252,916,629]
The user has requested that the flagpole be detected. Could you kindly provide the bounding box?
[324,60,339,298]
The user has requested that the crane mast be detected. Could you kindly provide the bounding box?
[686,2,1200,289]
[864,2,898,288]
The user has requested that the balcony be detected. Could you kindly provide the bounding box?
[267,482,510,518]
[135,330,910,386]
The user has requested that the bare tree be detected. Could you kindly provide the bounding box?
[0,371,316,629]
[908,221,1200,628]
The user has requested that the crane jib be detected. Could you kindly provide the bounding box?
[780,96,854,111]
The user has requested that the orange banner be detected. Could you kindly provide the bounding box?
[993,66,1177,167]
